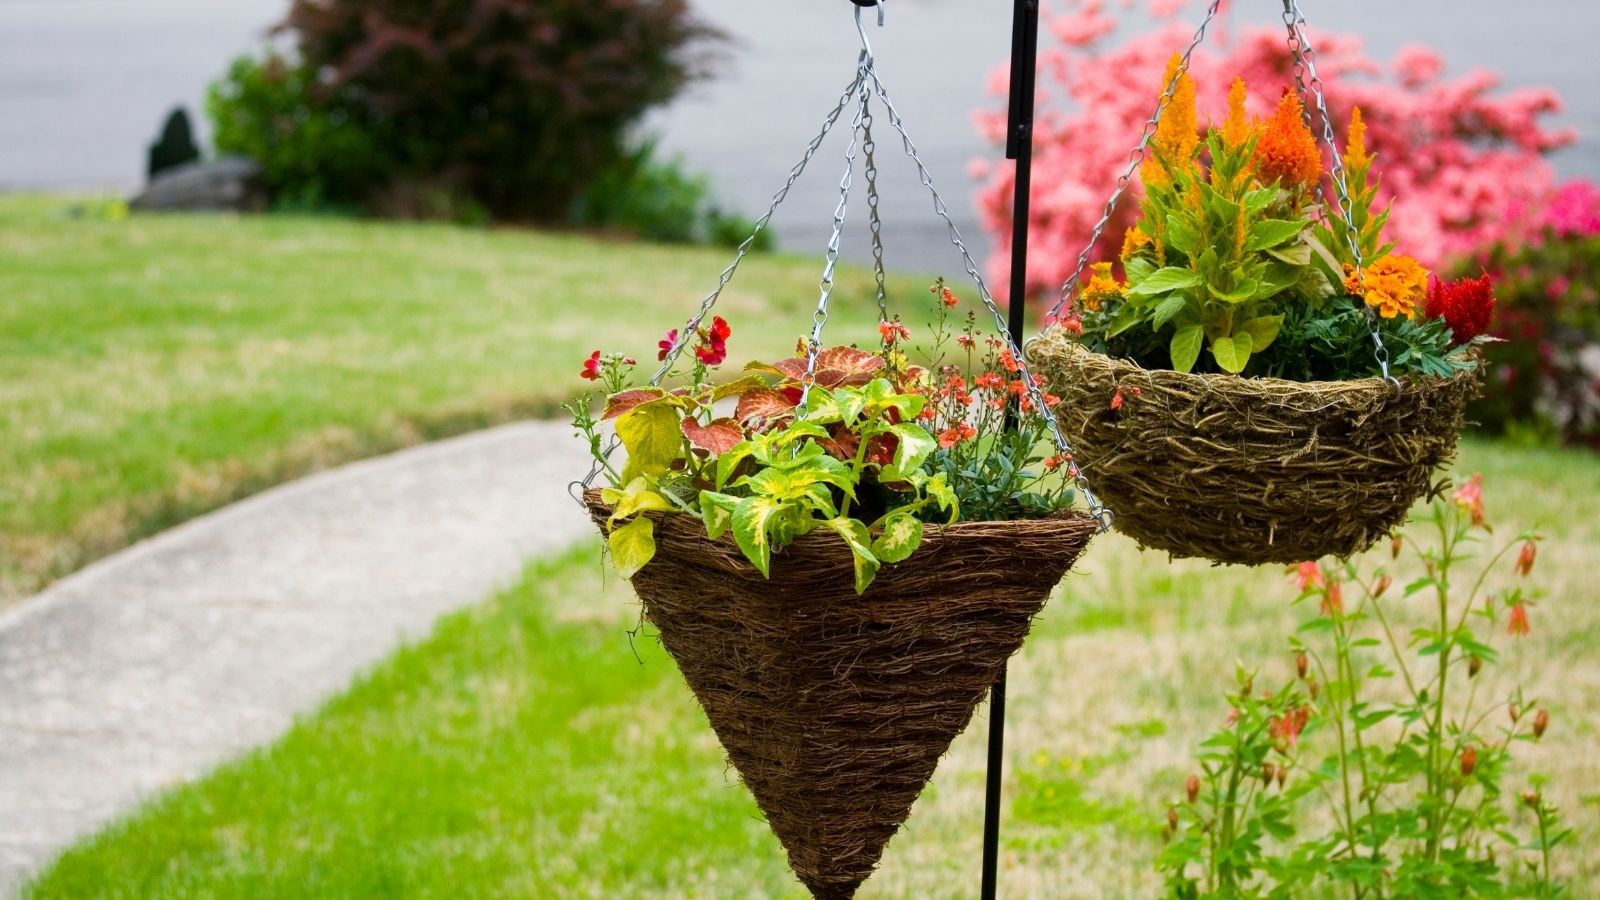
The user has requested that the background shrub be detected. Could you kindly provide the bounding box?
[271,0,720,221]
[568,139,773,251]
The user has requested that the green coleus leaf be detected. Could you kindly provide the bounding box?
[1246,219,1306,251]
[616,399,683,484]
[716,441,755,489]
[801,386,843,424]
[824,517,880,595]
[1210,331,1254,374]
[885,423,938,479]
[871,512,924,565]
[731,496,788,578]
[861,377,927,422]
[924,471,960,523]
[1128,266,1204,297]
[606,476,673,527]
[1170,324,1204,374]
[699,491,738,540]
[1238,315,1284,353]
[607,516,656,579]
[1151,293,1188,330]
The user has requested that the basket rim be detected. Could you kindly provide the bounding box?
[1030,325,1480,397]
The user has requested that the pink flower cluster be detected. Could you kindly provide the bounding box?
[972,0,1577,302]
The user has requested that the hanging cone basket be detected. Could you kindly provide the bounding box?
[1027,334,1480,565]
[586,492,1094,899]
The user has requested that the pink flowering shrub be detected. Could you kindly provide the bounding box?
[974,0,1575,302]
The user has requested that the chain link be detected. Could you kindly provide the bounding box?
[1282,0,1396,387]
[867,67,1110,529]
[573,66,869,501]
[862,93,889,323]
[1046,0,1224,320]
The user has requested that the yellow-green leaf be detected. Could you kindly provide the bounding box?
[699,491,738,540]
[871,512,924,564]
[1210,332,1254,374]
[731,496,786,578]
[1238,315,1284,354]
[824,517,880,595]
[616,400,683,484]
[607,516,656,579]
[1170,324,1204,374]
[607,477,673,526]
[1128,266,1203,297]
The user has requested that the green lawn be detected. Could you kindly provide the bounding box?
[0,195,899,601]
[27,441,1600,898]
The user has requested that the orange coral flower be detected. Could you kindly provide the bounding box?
[1081,261,1122,311]
[1345,255,1429,319]
[1344,105,1370,171]
[1140,53,1199,188]
[1253,92,1322,191]
[1221,76,1255,148]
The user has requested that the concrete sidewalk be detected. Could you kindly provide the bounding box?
[0,421,593,891]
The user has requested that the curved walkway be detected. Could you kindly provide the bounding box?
[0,421,592,891]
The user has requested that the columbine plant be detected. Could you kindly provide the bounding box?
[1159,476,1568,897]
[1070,62,1496,380]
[568,283,1075,592]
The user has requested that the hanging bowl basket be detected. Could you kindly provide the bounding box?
[1027,332,1480,565]
[585,492,1094,899]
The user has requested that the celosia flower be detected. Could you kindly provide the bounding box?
[1140,53,1199,188]
[1424,272,1496,344]
[1344,106,1370,171]
[1453,473,1486,527]
[1345,255,1429,319]
[1120,226,1153,261]
[657,329,679,362]
[579,350,603,381]
[1081,261,1122,311]
[937,423,977,448]
[1507,601,1531,637]
[880,320,911,345]
[1253,91,1322,192]
[1221,76,1254,148]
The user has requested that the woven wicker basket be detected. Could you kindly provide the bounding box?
[585,492,1094,899]
[1027,330,1480,565]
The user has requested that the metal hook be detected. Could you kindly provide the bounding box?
[853,0,884,60]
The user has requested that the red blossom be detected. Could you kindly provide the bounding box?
[1453,473,1487,527]
[937,423,978,448]
[1110,388,1124,411]
[975,372,1006,391]
[1459,744,1478,777]
[1269,706,1311,747]
[999,347,1021,373]
[1516,540,1537,577]
[941,287,960,307]
[1322,580,1344,617]
[1507,602,1531,637]
[580,350,603,380]
[1292,561,1324,592]
[1425,273,1496,345]
[707,315,731,344]
[880,320,911,345]
[1063,314,1084,336]
[657,329,679,362]
[957,334,976,349]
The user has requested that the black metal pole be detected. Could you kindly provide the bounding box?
[983,1,1039,897]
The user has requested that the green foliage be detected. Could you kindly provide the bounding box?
[1159,487,1569,897]
[568,140,773,251]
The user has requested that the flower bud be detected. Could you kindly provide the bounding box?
[1509,702,1521,723]
[1308,680,1321,701]
[1296,652,1309,680]
[1523,790,1541,809]
[1468,655,1482,678]
[1516,540,1537,577]
[1186,774,1201,805]
[1262,762,1277,785]
[1167,806,1180,831]
[1277,765,1288,788]
[1460,745,1478,777]
[1534,708,1550,739]
[1391,535,1404,558]
[1373,574,1392,598]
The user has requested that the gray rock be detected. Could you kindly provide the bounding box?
[129,156,267,212]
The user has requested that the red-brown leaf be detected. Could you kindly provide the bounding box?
[735,388,797,426]
[602,388,667,421]
[681,417,744,454]
[814,346,884,386]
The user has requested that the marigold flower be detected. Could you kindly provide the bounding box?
[1507,601,1531,637]
[879,320,911,345]
[1141,54,1199,188]
[1253,91,1322,191]
[1120,225,1153,262]
[1221,76,1254,148]
[1346,255,1430,319]
[658,329,679,362]
[579,350,603,381]
[1516,539,1537,577]
[1453,473,1486,527]
[1081,261,1122,311]
[1424,272,1496,344]
[1344,106,1370,171]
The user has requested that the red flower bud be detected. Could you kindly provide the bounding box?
[1459,744,1478,777]
[1468,655,1482,678]
[1534,708,1550,739]
[1277,765,1288,788]
[1296,652,1309,680]
[1262,762,1277,785]
[1391,535,1404,558]
[1523,790,1541,809]
[1186,774,1201,804]
[1509,702,1521,723]
[1373,574,1392,598]
[1516,540,1537,577]
[1167,806,1180,830]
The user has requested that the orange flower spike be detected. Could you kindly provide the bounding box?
[1344,105,1370,171]
[1141,53,1199,188]
[1082,261,1122,311]
[1221,76,1254,148]
[1254,91,1322,191]
[1120,225,1153,262]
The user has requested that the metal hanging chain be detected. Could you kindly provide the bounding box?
[572,65,869,501]
[799,60,871,413]
[1047,0,1224,320]
[866,65,1110,528]
[1282,0,1397,387]
[862,92,890,323]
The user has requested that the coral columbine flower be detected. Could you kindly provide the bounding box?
[1507,601,1531,637]
[1140,53,1199,188]
[1516,539,1537,577]
[1346,255,1429,319]
[1269,706,1311,748]
[1221,76,1255,148]
[1344,106,1370,171]
[579,350,603,381]
[1081,261,1122,311]
[1321,579,1344,617]
[1453,473,1486,527]
[1253,91,1322,192]
[1292,561,1323,592]
[1424,272,1496,345]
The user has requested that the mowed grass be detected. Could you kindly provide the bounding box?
[0,194,898,601]
[28,440,1600,898]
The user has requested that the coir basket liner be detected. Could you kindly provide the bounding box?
[1027,332,1480,565]
[585,492,1094,899]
